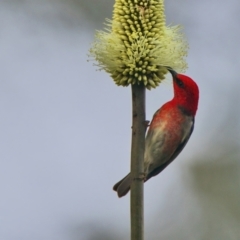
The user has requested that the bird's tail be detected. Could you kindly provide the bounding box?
[113,173,132,197]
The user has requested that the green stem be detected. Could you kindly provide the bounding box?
[130,84,145,240]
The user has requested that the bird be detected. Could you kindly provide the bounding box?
[113,69,199,197]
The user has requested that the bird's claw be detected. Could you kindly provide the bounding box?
[144,120,150,133]
[144,120,150,127]
[133,172,146,182]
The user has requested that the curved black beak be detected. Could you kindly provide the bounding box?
[166,67,178,78]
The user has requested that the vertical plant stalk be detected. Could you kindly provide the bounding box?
[131,84,146,240]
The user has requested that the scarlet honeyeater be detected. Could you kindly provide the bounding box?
[113,69,199,197]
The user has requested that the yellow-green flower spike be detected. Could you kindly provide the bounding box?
[89,0,188,89]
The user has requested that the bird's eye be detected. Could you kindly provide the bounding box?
[176,78,184,88]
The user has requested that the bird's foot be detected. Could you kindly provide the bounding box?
[133,172,146,182]
[144,120,150,132]
[144,120,150,127]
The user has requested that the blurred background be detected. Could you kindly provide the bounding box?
[0,0,240,239]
